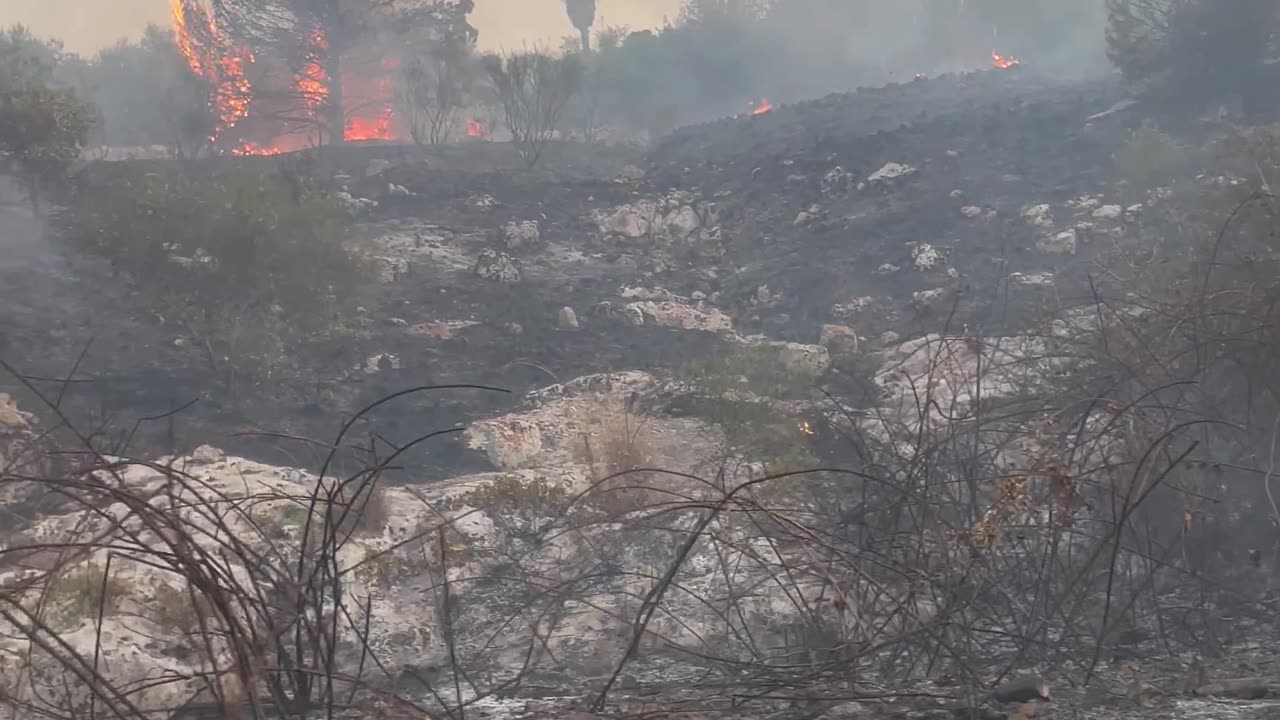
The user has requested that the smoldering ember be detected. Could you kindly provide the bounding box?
[4,2,1280,719]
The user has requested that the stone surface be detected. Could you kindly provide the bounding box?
[559,306,580,329]
[474,249,521,282]
[1037,228,1078,255]
[1022,203,1054,229]
[502,220,541,250]
[868,162,916,182]
[480,417,544,469]
[820,324,860,356]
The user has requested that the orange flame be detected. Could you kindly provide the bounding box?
[991,50,1020,69]
[345,113,393,141]
[465,118,487,138]
[298,28,329,114]
[297,29,396,142]
[750,98,773,115]
[169,0,252,140]
[172,2,402,152]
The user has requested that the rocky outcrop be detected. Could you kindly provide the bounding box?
[502,219,541,250]
[589,190,719,244]
[0,394,51,507]
[473,249,521,282]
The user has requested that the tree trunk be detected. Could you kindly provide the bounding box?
[324,48,345,144]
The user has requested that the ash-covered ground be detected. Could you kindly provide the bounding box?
[4,65,1280,720]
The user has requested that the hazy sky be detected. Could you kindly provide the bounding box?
[0,0,683,55]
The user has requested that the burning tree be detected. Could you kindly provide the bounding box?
[171,0,475,150]
[1106,0,1280,105]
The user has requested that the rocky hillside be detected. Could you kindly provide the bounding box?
[3,65,1280,720]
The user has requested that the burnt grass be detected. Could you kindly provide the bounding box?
[1,67,1152,478]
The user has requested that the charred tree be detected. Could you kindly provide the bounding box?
[205,0,475,143]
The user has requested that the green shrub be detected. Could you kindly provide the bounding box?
[679,344,819,401]
[676,345,818,470]
[59,168,372,390]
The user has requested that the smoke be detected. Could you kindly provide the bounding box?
[558,0,1111,136]
[0,0,685,56]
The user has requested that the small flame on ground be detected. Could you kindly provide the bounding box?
[750,98,773,115]
[798,420,815,437]
[991,50,1020,69]
[465,118,489,138]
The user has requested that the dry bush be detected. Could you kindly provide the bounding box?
[151,583,214,635]
[398,37,473,147]
[350,481,390,537]
[577,399,657,514]
[483,50,583,167]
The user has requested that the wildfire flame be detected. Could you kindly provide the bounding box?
[170,0,253,140]
[798,420,815,437]
[342,57,398,142]
[465,118,488,138]
[750,98,773,115]
[171,3,401,153]
[991,50,1020,69]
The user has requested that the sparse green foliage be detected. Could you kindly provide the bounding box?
[483,51,583,167]
[677,345,818,469]
[0,25,94,210]
[59,169,371,390]
[0,24,63,84]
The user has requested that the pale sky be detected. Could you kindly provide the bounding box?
[0,0,683,56]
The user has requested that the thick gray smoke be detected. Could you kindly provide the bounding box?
[569,0,1110,134]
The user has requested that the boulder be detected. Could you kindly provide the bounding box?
[821,166,853,195]
[1022,203,1054,229]
[591,201,658,238]
[763,341,832,377]
[664,205,702,239]
[1092,204,1123,221]
[473,250,520,282]
[502,220,541,250]
[1037,229,1078,256]
[868,162,916,182]
[334,191,378,216]
[558,306,580,330]
[911,243,942,271]
[622,300,733,333]
[480,418,543,470]
[820,324,860,357]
